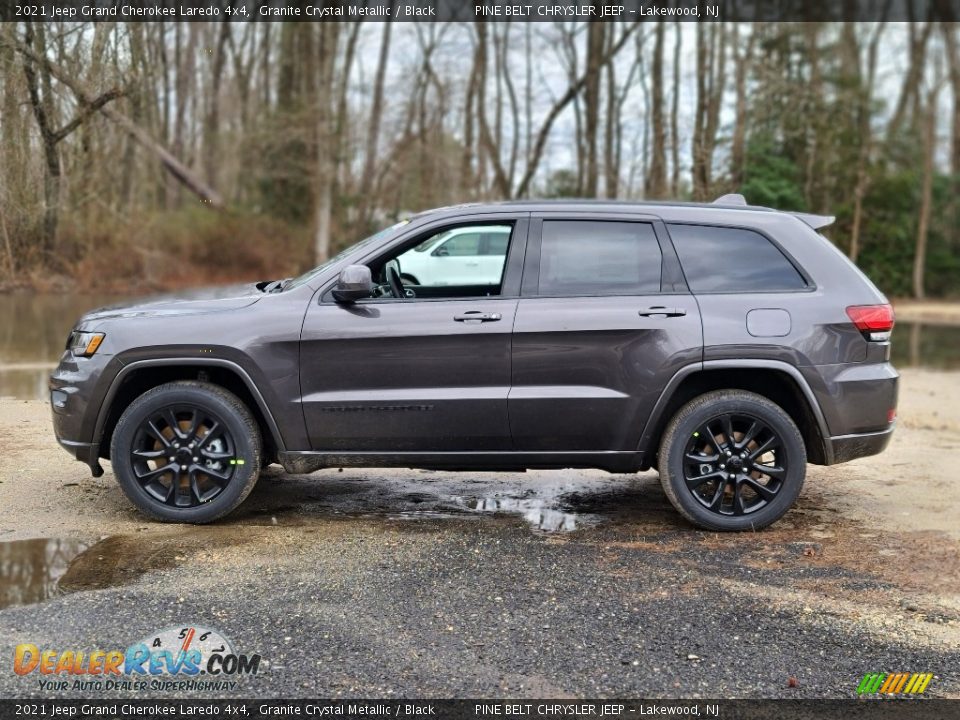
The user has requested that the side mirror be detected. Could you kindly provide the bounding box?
[332,264,373,303]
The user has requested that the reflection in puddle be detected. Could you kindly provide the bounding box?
[0,538,89,609]
[455,495,590,533]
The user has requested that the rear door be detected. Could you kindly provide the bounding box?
[509,213,703,451]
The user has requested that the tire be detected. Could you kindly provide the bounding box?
[110,381,262,523]
[401,273,420,285]
[658,390,805,531]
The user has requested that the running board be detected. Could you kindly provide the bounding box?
[278,450,643,475]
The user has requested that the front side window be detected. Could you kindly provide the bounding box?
[538,220,662,295]
[434,232,482,257]
[667,224,808,292]
[372,223,513,297]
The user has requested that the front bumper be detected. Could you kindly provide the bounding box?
[55,437,104,477]
[824,425,894,465]
[50,348,118,477]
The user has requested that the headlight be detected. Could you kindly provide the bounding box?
[68,331,105,357]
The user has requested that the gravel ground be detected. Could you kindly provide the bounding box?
[0,369,957,699]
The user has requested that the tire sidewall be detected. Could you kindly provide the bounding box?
[111,384,260,523]
[662,392,805,531]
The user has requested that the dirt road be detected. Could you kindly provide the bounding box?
[0,369,957,698]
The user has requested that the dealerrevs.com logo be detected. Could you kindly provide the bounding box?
[13,625,262,692]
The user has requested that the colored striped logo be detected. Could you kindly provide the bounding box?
[857,672,933,695]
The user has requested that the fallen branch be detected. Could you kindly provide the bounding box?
[10,36,224,208]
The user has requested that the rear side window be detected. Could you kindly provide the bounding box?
[668,224,807,292]
[539,221,661,295]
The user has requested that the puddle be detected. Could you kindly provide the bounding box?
[0,538,89,609]
[455,495,591,533]
[0,476,660,608]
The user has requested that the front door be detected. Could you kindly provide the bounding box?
[299,217,527,451]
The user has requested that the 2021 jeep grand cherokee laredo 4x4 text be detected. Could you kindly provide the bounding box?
[50,196,898,531]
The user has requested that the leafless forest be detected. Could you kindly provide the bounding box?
[0,20,958,296]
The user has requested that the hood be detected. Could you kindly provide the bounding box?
[79,283,264,324]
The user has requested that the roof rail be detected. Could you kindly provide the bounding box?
[712,193,747,206]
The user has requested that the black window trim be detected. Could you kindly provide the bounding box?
[521,212,688,298]
[318,214,530,305]
[664,220,817,295]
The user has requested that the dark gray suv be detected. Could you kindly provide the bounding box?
[50,196,898,531]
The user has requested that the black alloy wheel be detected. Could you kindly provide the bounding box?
[130,404,237,508]
[658,389,806,531]
[111,381,262,523]
[682,413,786,517]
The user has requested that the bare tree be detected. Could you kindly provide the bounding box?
[691,23,727,200]
[847,21,887,263]
[914,58,944,299]
[645,21,667,199]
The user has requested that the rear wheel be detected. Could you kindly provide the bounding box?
[658,390,805,531]
[111,381,262,523]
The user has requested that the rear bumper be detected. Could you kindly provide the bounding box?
[824,425,894,465]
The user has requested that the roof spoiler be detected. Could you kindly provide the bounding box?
[710,194,835,229]
[792,212,835,230]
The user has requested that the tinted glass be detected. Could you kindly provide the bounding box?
[668,224,807,292]
[483,232,510,256]
[538,221,661,295]
[437,233,481,256]
[394,224,512,293]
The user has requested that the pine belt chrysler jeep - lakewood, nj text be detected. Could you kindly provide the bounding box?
[50,196,898,531]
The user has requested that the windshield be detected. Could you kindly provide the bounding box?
[283,220,409,291]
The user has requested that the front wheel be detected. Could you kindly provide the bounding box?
[658,390,805,531]
[111,381,262,523]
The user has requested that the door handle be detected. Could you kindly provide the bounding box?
[454,311,502,322]
[638,306,687,318]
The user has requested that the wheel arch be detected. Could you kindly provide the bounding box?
[637,360,831,468]
[95,359,285,463]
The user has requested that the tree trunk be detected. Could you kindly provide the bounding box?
[887,20,932,141]
[583,18,606,197]
[22,23,60,255]
[204,22,231,189]
[359,20,392,224]
[730,23,754,189]
[849,21,885,263]
[646,21,667,199]
[914,76,940,300]
[313,24,342,264]
[669,22,681,197]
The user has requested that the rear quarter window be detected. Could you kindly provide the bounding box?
[667,223,808,292]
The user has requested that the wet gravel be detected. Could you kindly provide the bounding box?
[0,468,958,699]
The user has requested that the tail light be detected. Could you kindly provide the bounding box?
[846,304,894,341]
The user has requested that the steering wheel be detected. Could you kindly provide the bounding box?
[386,264,405,299]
